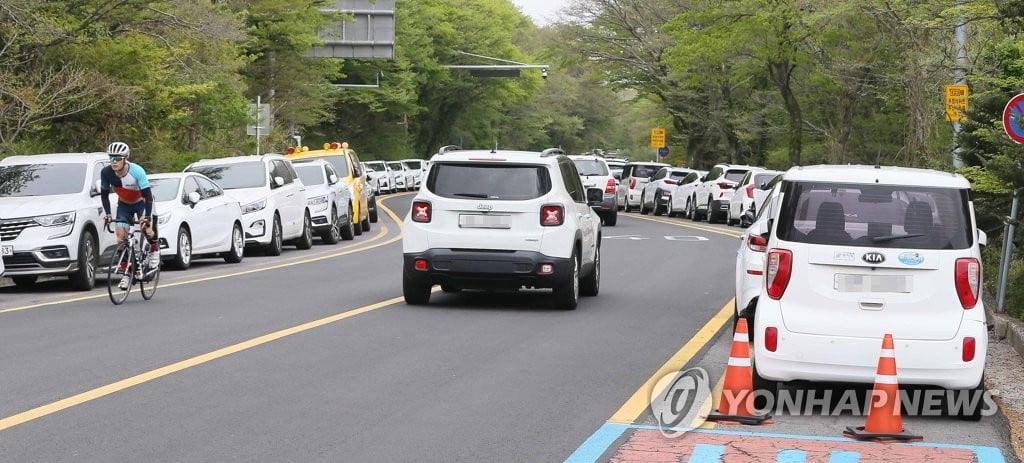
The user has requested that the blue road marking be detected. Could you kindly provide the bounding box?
[688,444,725,462]
[829,450,860,463]
[563,423,627,463]
[777,449,807,463]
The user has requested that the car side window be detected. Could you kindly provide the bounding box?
[182,176,203,202]
[740,171,752,185]
[707,166,722,180]
[92,162,105,193]
[271,160,293,185]
[559,160,585,202]
[653,168,668,180]
[324,165,336,183]
[349,153,361,177]
[622,165,632,178]
[196,177,222,198]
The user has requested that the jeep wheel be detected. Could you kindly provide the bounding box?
[580,245,600,297]
[403,273,432,305]
[552,250,580,310]
[602,209,617,226]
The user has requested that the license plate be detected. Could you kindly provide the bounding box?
[1,245,12,256]
[459,214,511,229]
[834,274,911,293]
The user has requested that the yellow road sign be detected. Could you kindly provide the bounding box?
[650,128,666,148]
[945,84,968,122]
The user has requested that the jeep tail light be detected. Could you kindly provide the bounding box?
[664,178,677,185]
[541,205,564,226]
[765,249,793,300]
[765,327,778,352]
[955,258,980,309]
[605,179,617,194]
[412,201,431,223]
[745,184,755,199]
[962,337,976,362]
[629,178,636,189]
[747,234,767,252]
[413,259,429,271]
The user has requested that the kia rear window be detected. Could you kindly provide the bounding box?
[776,181,972,249]
[630,165,661,178]
[572,159,609,176]
[428,163,551,200]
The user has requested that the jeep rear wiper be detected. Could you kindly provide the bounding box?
[452,192,490,198]
[872,233,924,243]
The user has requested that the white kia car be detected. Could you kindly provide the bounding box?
[727,169,782,226]
[185,154,312,256]
[149,172,245,269]
[402,147,602,310]
[752,165,988,419]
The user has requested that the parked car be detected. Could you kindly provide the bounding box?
[363,160,393,194]
[402,146,602,310]
[751,165,988,419]
[617,161,669,211]
[667,171,705,218]
[733,182,782,328]
[148,172,245,269]
[727,169,782,226]
[401,159,425,189]
[388,161,412,191]
[641,167,697,216]
[185,154,312,256]
[286,142,371,235]
[605,158,627,181]
[292,159,355,243]
[692,164,761,223]
[569,155,618,226]
[0,153,118,290]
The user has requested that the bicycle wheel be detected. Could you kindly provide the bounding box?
[139,249,160,300]
[107,245,133,305]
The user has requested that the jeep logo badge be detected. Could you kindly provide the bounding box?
[476,203,493,211]
[862,252,885,264]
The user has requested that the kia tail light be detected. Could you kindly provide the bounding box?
[766,249,793,299]
[411,201,431,223]
[955,258,980,309]
[541,205,564,226]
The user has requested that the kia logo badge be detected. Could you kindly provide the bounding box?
[477,203,493,211]
[863,252,885,264]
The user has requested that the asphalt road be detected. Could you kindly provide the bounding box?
[0,194,1016,462]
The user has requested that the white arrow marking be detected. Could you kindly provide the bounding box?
[664,236,709,241]
[604,235,648,240]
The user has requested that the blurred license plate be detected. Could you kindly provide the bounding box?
[459,214,510,229]
[1,245,12,256]
[834,274,911,293]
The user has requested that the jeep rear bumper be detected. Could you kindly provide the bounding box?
[403,249,572,290]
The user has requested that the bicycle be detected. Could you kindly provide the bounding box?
[105,219,161,304]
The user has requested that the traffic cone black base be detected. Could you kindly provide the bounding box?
[705,411,773,425]
[843,425,922,442]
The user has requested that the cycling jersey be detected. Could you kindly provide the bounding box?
[101,162,155,218]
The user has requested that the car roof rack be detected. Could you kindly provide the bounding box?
[437,145,461,155]
[540,148,566,157]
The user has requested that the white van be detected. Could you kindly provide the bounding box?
[751,165,988,419]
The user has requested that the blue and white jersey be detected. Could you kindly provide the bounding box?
[101,163,151,204]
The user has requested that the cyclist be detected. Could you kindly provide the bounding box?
[99,142,160,289]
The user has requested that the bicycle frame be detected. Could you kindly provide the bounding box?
[106,220,160,304]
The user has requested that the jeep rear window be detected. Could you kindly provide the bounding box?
[428,163,551,200]
[572,159,609,176]
[776,181,972,249]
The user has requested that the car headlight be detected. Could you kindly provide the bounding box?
[158,213,172,225]
[34,211,76,227]
[241,199,267,214]
[307,195,328,206]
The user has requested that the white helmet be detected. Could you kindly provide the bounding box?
[106,141,130,157]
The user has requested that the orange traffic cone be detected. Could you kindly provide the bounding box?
[843,334,922,442]
[705,318,772,425]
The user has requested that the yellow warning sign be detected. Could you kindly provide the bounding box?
[650,128,666,148]
[945,85,968,122]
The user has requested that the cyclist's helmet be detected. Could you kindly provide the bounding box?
[106,142,130,158]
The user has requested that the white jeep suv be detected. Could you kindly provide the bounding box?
[402,147,602,310]
[751,165,988,419]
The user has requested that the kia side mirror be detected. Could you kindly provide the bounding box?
[186,191,201,207]
[586,188,604,206]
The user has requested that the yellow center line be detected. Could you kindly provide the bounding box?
[0,202,407,314]
[625,214,744,238]
[608,300,734,424]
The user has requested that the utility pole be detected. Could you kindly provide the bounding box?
[952,0,967,168]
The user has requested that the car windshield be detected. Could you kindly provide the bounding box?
[187,162,266,189]
[149,178,180,202]
[388,162,403,171]
[403,160,422,170]
[631,164,661,178]
[0,163,87,197]
[365,161,385,172]
[294,165,325,186]
[428,163,551,200]
[572,159,609,176]
[776,181,972,249]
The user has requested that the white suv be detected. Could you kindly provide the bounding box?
[186,154,312,256]
[751,165,988,419]
[402,147,602,310]
[692,164,761,223]
[0,153,118,290]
